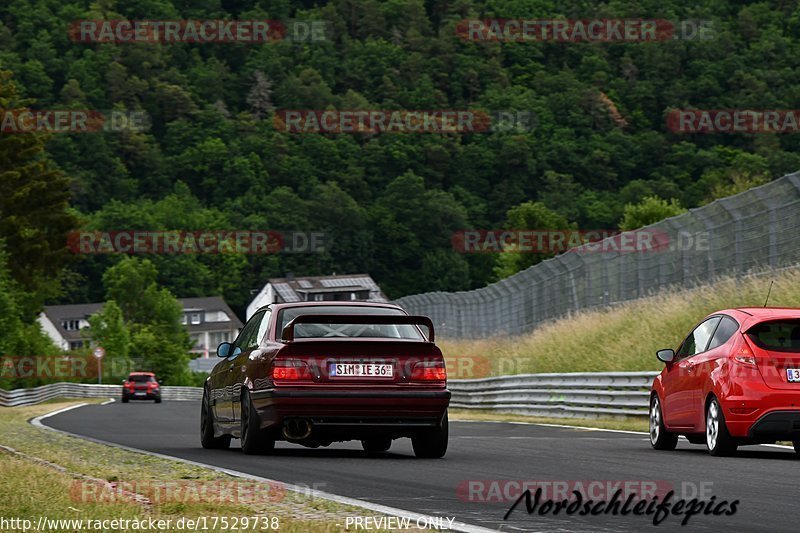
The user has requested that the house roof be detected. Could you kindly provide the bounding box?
[41,303,104,342]
[267,273,387,303]
[41,297,242,342]
[43,303,104,322]
[182,296,243,331]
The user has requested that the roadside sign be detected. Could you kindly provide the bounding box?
[93,347,105,359]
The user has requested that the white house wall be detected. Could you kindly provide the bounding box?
[246,284,275,319]
[37,313,69,350]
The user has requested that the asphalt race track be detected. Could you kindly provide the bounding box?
[44,401,797,532]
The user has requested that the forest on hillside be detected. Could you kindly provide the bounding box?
[2,0,800,324]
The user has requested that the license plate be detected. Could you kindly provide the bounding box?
[330,363,393,378]
[134,391,146,396]
[787,369,800,382]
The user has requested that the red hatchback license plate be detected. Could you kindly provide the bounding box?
[330,363,393,378]
[787,369,800,382]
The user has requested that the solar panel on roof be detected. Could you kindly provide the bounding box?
[297,280,312,288]
[360,278,380,291]
[320,277,373,288]
[273,283,300,302]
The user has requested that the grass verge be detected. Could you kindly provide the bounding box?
[0,400,404,532]
[440,268,800,376]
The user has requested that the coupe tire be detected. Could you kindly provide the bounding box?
[649,395,678,450]
[154,397,162,404]
[706,397,737,456]
[200,387,231,450]
[412,413,448,458]
[793,441,800,456]
[121,396,129,404]
[240,391,274,455]
[362,438,392,455]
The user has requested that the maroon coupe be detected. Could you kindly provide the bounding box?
[200,302,450,458]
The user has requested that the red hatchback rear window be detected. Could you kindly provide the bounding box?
[128,374,155,383]
[746,320,800,352]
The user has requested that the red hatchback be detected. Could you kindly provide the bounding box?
[122,372,162,403]
[651,307,800,455]
[201,302,450,458]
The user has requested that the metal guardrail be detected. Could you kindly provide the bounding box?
[0,383,202,407]
[448,371,658,418]
[1,372,658,418]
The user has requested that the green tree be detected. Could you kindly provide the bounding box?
[4,0,800,303]
[704,171,770,204]
[246,70,275,119]
[87,300,132,383]
[619,196,687,231]
[0,246,60,390]
[0,70,77,312]
[102,257,192,384]
[493,201,575,280]
[370,172,470,296]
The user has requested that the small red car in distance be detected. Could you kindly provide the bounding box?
[122,372,162,403]
[201,302,450,458]
[650,307,800,456]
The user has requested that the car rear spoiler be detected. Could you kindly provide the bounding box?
[742,316,800,332]
[281,314,435,342]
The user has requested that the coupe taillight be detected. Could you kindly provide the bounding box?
[411,361,447,382]
[272,360,313,381]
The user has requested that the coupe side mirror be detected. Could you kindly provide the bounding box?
[656,349,675,363]
[216,342,232,358]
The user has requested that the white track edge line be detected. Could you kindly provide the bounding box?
[450,418,795,449]
[30,403,498,533]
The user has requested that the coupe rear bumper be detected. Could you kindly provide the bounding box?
[249,388,450,435]
[251,389,450,400]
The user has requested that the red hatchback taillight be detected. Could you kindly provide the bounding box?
[411,361,447,382]
[272,360,313,381]
[734,340,756,366]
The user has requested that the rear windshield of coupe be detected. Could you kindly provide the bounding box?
[128,374,155,382]
[278,306,424,340]
[746,320,800,352]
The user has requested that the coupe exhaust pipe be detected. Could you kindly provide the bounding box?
[282,418,313,440]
